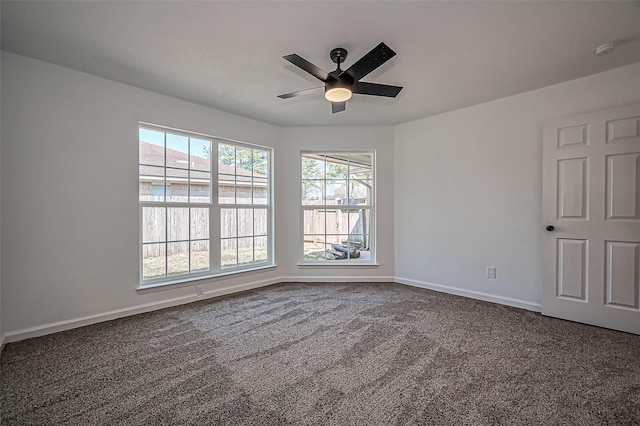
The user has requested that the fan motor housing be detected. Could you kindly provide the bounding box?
[330,48,348,65]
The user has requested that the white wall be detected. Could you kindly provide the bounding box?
[280,127,395,279]
[394,62,640,308]
[0,51,287,336]
[3,48,638,341]
[0,52,396,339]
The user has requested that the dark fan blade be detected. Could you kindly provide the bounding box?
[352,82,403,97]
[278,86,324,99]
[331,101,346,114]
[344,42,396,81]
[283,54,331,82]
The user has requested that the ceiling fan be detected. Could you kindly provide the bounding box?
[278,42,402,113]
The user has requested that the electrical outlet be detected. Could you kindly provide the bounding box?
[196,285,204,296]
[487,267,496,279]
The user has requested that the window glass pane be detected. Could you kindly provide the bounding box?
[219,174,236,204]
[302,156,325,179]
[142,207,165,243]
[167,242,189,276]
[238,237,253,266]
[191,170,210,181]
[236,147,253,176]
[166,168,189,203]
[350,165,372,180]
[325,234,343,245]
[190,208,209,240]
[166,133,189,169]
[139,165,164,201]
[359,237,371,261]
[324,209,339,235]
[350,179,372,204]
[221,239,237,269]
[336,209,370,237]
[143,243,166,279]
[221,208,237,238]
[322,236,359,260]
[253,149,268,178]
[302,180,323,205]
[219,144,236,168]
[191,240,209,272]
[345,235,367,252]
[349,154,373,173]
[254,208,268,236]
[255,236,268,263]
[139,128,165,167]
[236,175,252,204]
[168,208,189,241]
[326,158,348,179]
[326,240,357,260]
[190,138,211,171]
[304,209,326,236]
[304,240,328,260]
[326,180,347,204]
[252,177,268,205]
[190,171,211,204]
[238,209,253,237]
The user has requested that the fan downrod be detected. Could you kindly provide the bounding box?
[330,48,348,66]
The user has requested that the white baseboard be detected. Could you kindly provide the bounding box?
[278,275,395,283]
[2,277,280,344]
[2,275,539,345]
[394,276,541,312]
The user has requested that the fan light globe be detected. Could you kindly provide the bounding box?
[325,87,352,102]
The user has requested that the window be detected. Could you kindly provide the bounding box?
[218,143,269,269]
[139,124,272,286]
[301,152,375,263]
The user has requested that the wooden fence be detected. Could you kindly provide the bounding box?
[303,208,368,248]
[142,207,267,257]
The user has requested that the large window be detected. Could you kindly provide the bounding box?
[139,124,272,285]
[301,152,375,263]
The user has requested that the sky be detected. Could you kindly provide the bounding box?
[140,127,210,160]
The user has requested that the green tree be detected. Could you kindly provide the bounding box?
[302,157,322,200]
[203,144,268,176]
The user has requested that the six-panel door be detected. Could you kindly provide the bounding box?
[542,104,640,335]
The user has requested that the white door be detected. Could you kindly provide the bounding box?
[542,103,640,335]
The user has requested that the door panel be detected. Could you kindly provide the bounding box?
[606,116,640,144]
[605,241,639,309]
[558,124,590,148]
[606,153,639,219]
[557,239,588,301]
[543,103,640,334]
[557,158,589,219]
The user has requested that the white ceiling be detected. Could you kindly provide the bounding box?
[2,1,639,127]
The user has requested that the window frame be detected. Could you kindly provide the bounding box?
[138,123,274,288]
[299,150,376,266]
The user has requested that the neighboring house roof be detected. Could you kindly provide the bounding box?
[139,141,267,182]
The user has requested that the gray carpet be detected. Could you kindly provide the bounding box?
[2,282,640,425]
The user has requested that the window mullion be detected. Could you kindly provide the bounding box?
[235,208,239,268]
[188,207,192,273]
[211,141,220,272]
[164,207,168,279]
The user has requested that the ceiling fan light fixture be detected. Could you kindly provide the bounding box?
[325,87,352,102]
[279,42,401,113]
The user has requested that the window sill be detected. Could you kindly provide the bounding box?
[297,262,379,268]
[137,264,277,293]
